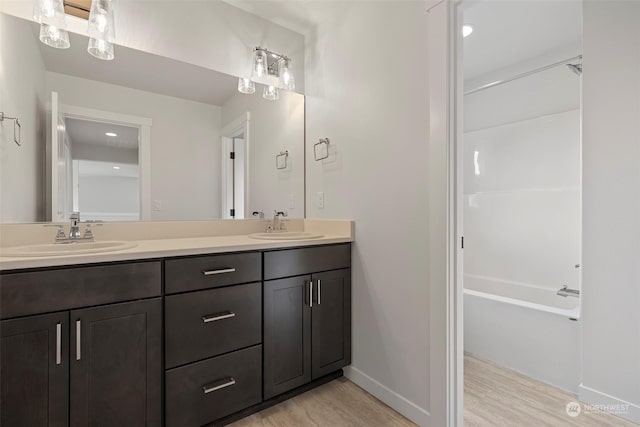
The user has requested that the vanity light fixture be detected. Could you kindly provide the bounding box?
[279,58,295,91]
[105,132,117,137]
[238,78,256,94]
[87,0,116,60]
[33,0,70,49]
[112,166,120,170]
[463,24,474,38]
[263,85,279,101]
[238,46,295,100]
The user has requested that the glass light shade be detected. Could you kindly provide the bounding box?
[252,49,268,79]
[87,0,116,43]
[279,59,295,91]
[39,24,70,49]
[238,78,256,94]
[33,0,66,27]
[263,85,279,101]
[88,37,114,60]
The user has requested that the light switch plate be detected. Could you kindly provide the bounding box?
[153,200,162,211]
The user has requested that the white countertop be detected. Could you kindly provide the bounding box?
[0,219,355,271]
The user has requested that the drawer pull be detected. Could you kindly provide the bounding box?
[203,377,236,394]
[202,311,236,323]
[202,268,236,276]
[56,323,61,365]
[76,320,81,361]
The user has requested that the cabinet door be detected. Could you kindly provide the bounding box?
[263,275,312,399]
[1,311,69,427]
[70,298,161,427]
[311,269,352,379]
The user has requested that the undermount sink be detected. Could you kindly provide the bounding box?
[249,232,324,241]
[1,241,138,257]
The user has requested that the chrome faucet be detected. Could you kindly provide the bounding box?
[557,285,580,298]
[50,212,98,244]
[269,210,288,233]
[69,212,82,239]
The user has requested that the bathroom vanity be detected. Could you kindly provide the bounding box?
[0,233,352,427]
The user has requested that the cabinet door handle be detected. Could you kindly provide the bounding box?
[202,311,236,323]
[76,320,81,361]
[317,279,322,305]
[203,377,236,394]
[56,322,62,365]
[202,268,236,276]
[308,280,313,307]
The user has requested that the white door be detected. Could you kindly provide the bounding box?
[50,91,71,222]
[221,136,246,219]
[233,137,245,219]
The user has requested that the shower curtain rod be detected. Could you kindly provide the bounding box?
[464,55,583,96]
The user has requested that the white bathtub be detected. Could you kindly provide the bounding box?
[464,274,581,393]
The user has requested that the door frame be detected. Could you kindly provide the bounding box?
[54,102,153,220]
[427,0,464,426]
[221,112,250,219]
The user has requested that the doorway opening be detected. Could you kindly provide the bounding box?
[455,1,590,425]
[49,91,152,222]
[221,113,249,219]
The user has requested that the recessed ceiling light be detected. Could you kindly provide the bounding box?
[105,132,117,137]
[113,166,120,170]
[463,25,474,38]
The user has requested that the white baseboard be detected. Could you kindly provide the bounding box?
[344,366,430,426]
[579,384,640,424]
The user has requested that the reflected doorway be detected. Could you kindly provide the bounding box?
[66,119,140,221]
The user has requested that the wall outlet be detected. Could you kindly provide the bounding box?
[289,194,295,209]
[153,200,162,211]
[317,191,324,209]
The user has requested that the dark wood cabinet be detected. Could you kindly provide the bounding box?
[0,312,69,427]
[70,298,162,427]
[311,268,352,379]
[1,242,351,426]
[263,275,312,399]
[263,246,352,400]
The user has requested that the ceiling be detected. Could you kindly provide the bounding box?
[66,118,139,149]
[223,0,317,36]
[463,0,582,81]
[33,22,238,106]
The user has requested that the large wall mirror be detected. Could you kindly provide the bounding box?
[0,12,305,223]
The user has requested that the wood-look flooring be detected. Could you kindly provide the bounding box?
[465,354,638,427]
[230,357,638,426]
[229,376,415,427]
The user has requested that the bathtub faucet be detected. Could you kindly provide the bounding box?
[557,285,580,298]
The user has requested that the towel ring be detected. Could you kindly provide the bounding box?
[0,112,21,146]
[314,138,330,161]
[276,151,289,170]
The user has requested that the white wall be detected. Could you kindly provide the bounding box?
[0,1,305,93]
[46,72,222,221]
[72,143,138,165]
[580,1,640,423]
[78,175,140,221]
[0,12,46,223]
[221,90,305,219]
[463,107,581,295]
[304,2,430,424]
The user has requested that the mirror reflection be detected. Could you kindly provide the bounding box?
[0,13,305,223]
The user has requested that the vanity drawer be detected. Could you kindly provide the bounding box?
[264,243,351,280]
[165,282,262,368]
[0,262,161,319]
[165,345,262,427]
[165,252,261,294]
